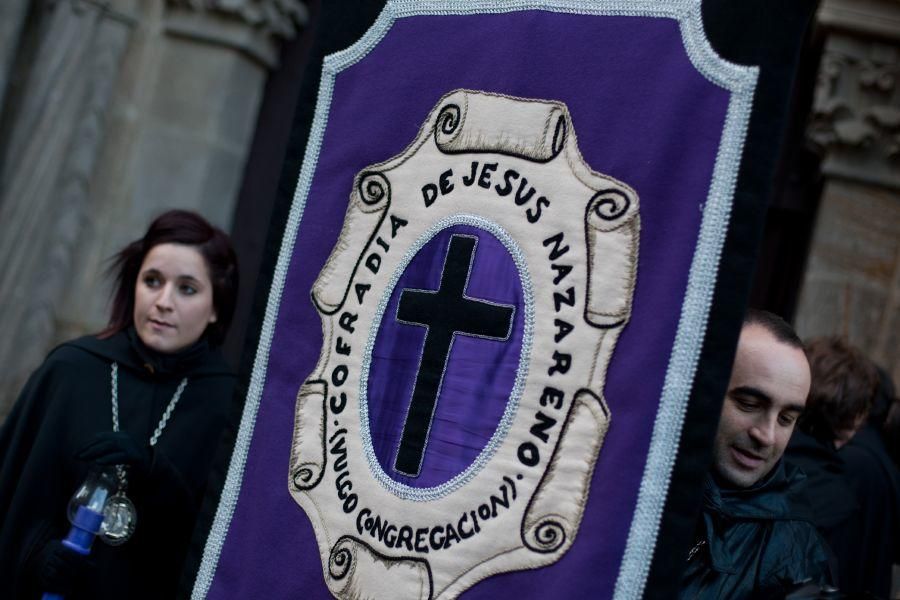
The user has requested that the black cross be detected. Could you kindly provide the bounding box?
[394,234,514,477]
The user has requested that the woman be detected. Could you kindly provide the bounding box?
[0,210,239,599]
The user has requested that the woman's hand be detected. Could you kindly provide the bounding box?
[31,539,96,594]
[76,431,152,476]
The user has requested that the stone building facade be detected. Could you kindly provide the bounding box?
[0,0,897,420]
[797,0,900,386]
[0,0,308,416]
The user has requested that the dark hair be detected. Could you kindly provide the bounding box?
[799,336,878,442]
[101,210,238,345]
[743,308,803,350]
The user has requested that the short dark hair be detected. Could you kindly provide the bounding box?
[743,308,803,350]
[800,336,878,442]
[101,210,239,345]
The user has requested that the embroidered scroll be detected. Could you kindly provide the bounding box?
[289,90,638,598]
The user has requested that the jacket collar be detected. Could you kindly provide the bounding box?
[700,460,815,574]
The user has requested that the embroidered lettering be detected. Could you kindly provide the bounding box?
[539,386,565,410]
[528,411,557,444]
[390,214,409,237]
[494,169,519,196]
[553,287,575,312]
[355,283,370,304]
[542,232,569,260]
[352,477,518,553]
[339,311,357,333]
[422,183,438,207]
[553,319,573,343]
[548,351,572,376]
[478,162,498,189]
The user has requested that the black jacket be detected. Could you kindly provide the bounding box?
[679,461,832,600]
[839,425,900,598]
[0,330,236,599]
[784,428,857,588]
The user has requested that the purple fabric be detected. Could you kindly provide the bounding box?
[207,11,730,599]
[368,224,524,488]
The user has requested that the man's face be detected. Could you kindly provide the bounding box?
[712,324,810,488]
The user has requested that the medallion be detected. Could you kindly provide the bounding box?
[100,491,137,545]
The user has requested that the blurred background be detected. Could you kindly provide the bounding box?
[0,0,897,422]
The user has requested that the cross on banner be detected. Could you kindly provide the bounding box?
[394,234,515,476]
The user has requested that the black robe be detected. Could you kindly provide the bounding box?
[839,425,900,599]
[0,330,236,599]
[784,428,858,587]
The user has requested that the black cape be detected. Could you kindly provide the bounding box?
[0,330,236,599]
[679,461,832,600]
[839,424,900,598]
[784,428,858,588]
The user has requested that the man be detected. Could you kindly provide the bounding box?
[679,309,832,599]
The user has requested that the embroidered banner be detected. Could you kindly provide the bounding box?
[191,1,814,598]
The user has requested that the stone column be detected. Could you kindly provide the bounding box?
[796,0,900,383]
[0,0,138,416]
[0,0,31,113]
[0,0,308,418]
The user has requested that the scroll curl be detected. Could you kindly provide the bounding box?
[585,185,639,327]
[589,189,631,223]
[289,380,327,491]
[521,389,610,556]
[436,103,463,140]
[358,171,391,208]
[524,517,567,554]
[329,541,355,581]
[433,90,567,162]
[325,536,433,600]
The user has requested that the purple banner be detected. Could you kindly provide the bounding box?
[198,4,755,599]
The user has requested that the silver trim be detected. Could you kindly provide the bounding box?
[192,1,758,597]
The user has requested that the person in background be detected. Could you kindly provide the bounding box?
[838,364,900,598]
[784,337,875,592]
[798,337,876,449]
[679,309,831,600]
[0,210,239,599]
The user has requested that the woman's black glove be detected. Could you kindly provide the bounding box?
[76,431,153,476]
[31,539,96,594]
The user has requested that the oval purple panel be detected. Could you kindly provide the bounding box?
[366,223,524,489]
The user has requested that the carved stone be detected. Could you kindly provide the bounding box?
[808,34,900,190]
[165,0,308,68]
[808,0,900,190]
[817,0,900,41]
[796,0,900,387]
[0,0,136,417]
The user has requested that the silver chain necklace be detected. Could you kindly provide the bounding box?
[100,361,188,545]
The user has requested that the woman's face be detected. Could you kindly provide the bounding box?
[133,243,217,353]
